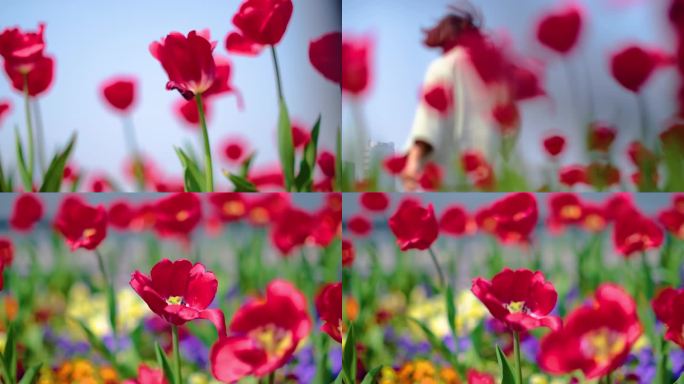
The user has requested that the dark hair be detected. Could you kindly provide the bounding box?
[423,4,482,51]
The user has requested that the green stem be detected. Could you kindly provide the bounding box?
[268,372,275,384]
[270,46,284,102]
[122,116,145,191]
[605,371,612,384]
[172,325,182,384]
[427,247,446,289]
[513,331,523,384]
[194,94,213,192]
[23,75,35,187]
[641,251,654,299]
[32,99,47,175]
[95,249,117,338]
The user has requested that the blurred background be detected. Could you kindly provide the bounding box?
[342,0,679,185]
[0,0,341,190]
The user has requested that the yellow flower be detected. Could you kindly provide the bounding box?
[406,288,486,339]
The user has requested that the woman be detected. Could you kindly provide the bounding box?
[401,7,508,191]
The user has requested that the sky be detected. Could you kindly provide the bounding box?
[342,0,679,177]
[0,0,341,190]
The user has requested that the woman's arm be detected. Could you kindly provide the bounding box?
[401,140,433,191]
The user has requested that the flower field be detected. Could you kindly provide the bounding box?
[0,192,342,383]
[342,192,684,383]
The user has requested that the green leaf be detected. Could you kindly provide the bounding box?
[183,168,202,192]
[342,323,357,384]
[224,171,258,192]
[106,286,117,339]
[496,344,516,384]
[408,317,456,367]
[175,147,203,192]
[73,318,115,362]
[17,363,41,384]
[155,342,177,384]
[39,133,76,192]
[294,161,312,192]
[276,99,294,191]
[15,127,31,191]
[295,115,321,191]
[360,366,383,384]
[445,284,458,346]
[239,152,256,178]
[3,322,16,384]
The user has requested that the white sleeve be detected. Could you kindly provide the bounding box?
[407,57,454,152]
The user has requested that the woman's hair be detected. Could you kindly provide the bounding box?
[423,3,483,51]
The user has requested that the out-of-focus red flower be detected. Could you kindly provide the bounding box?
[460,31,508,85]
[0,238,12,290]
[291,122,311,150]
[149,31,217,100]
[130,203,157,232]
[419,162,442,191]
[510,62,546,101]
[580,203,607,232]
[208,193,247,223]
[611,45,673,93]
[246,193,289,226]
[108,200,135,230]
[461,150,495,190]
[347,214,372,237]
[492,102,520,135]
[309,31,341,84]
[4,54,55,97]
[586,162,621,188]
[54,196,107,251]
[101,76,136,113]
[660,123,684,150]
[421,83,453,116]
[536,4,583,55]
[548,193,583,227]
[225,0,293,56]
[588,123,617,152]
[62,163,79,183]
[627,141,657,167]
[342,35,372,96]
[342,238,355,267]
[652,286,684,348]
[472,268,560,332]
[222,137,248,164]
[175,97,211,127]
[123,155,158,188]
[210,280,311,382]
[383,154,407,175]
[122,364,168,384]
[388,199,439,251]
[360,192,390,213]
[315,282,342,343]
[543,134,566,157]
[9,193,43,231]
[489,193,538,244]
[311,199,341,247]
[631,170,659,187]
[658,207,684,239]
[0,99,10,127]
[154,178,185,193]
[130,259,225,336]
[603,193,635,222]
[467,369,495,384]
[270,207,315,255]
[559,165,587,187]
[317,150,335,178]
[539,284,641,379]
[612,206,663,257]
[153,193,202,238]
[439,205,469,237]
[0,24,46,72]
[88,175,113,193]
[248,167,285,190]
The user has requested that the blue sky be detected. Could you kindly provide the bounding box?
[342,0,679,179]
[0,0,341,190]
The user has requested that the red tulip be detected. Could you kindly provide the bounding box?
[210,280,311,382]
[101,76,136,113]
[317,150,335,178]
[543,134,566,157]
[383,154,407,175]
[580,203,607,232]
[175,97,211,127]
[539,284,641,379]
[270,207,315,254]
[587,162,622,189]
[225,0,293,56]
[0,24,46,72]
[246,193,290,226]
[342,238,355,267]
[388,199,439,251]
[208,193,247,223]
[311,203,341,248]
[54,196,107,251]
[88,175,113,192]
[461,150,495,190]
[248,166,285,190]
[652,287,684,348]
[4,54,54,97]
[291,122,311,150]
[467,369,495,384]
[309,31,341,84]
[510,62,546,101]
[658,207,684,239]
[559,165,587,187]
[492,102,520,135]
[548,193,583,226]
[203,56,240,100]
[602,193,635,222]
[419,162,443,191]
[108,200,135,230]
[472,268,560,332]
[221,137,248,164]
[0,238,13,290]
[129,203,157,232]
[439,205,469,237]
[536,4,583,55]
[149,31,217,100]
[342,35,372,96]
[315,282,342,343]
[0,99,10,127]
[347,214,372,237]
[9,193,43,231]
[421,83,453,115]
[489,193,538,244]
[123,365,168,384]
[610,45,672,93]
[153,193,202,238]
[612,206,663,256]
[359,192,390,213]
[588,123,617,152]
[130,259,226,336]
